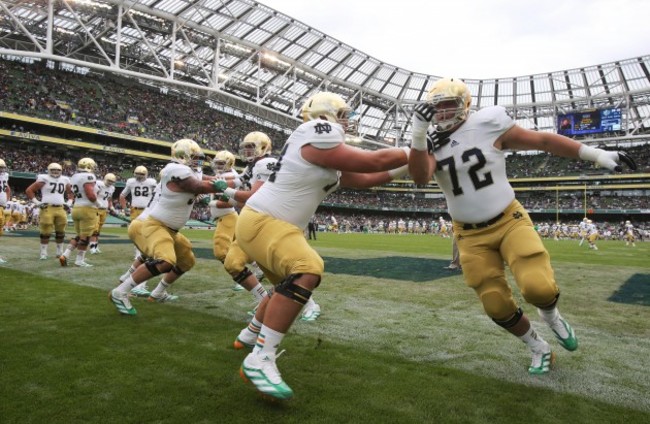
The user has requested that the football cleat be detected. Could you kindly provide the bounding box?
[75,261,93,267]
[240,352,293,400]
[147,291,179,303]
[528,342,555,375]
[233,336,255,350]
[40,254,48,260]
[232,283,245,292]
[59,255,68,267]
[549,318,578,352]
[110,289,137,315]
[300,303,321,322]
[0,257,7,264]
[130,283,151,297]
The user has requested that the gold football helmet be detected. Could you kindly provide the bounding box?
[425,77,472,131]
[301,92,351,127]
[104,173,117,186]
[134,166,148,181]
[211,150,236,173]
[239,132,272,162]
[0,158,6,172]
[48,162,63,178]
[77,157,97,173]
[171,138,204,168]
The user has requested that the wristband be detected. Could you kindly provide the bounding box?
[578,145,600,162]
[224,187,237,199]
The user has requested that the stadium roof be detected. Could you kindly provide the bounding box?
[1,0,650,147]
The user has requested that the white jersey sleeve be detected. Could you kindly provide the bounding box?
[246,119,343,229]
[0,172,9,206]
[433,106,516,223]
[148,163,199,230]
[95,181,116,208]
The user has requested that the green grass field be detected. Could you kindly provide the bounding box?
[1,227,649,423]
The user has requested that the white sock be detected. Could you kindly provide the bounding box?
[150,280,170,298]
[253,325,285,356]
[119,265,137,283]
[538,307,570,338]
[40,244,47,255]
[519,327,547,351]
[56,243,63,256]
[75,250,87,264]
[250,283,268,302]
[117,275,137,292]
[63,247,73,258]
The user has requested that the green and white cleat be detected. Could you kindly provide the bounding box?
[300,303,321,322]
[550,318,578,352]
[528,343,555,375]
[110,289,137,315]
[240,352,293,400]
[147,291,179,303]
[130,284,151,297]
[232,283,245,292]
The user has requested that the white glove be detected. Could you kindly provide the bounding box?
[66,199,73,208]
[232,177,242,189]
[31,198,41,206]
[578,145,637,172]
[411,103,436,151]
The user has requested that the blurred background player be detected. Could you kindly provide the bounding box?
[25,162,73,260]
[59,157,100,268]
[109,139,228,315]
[0,159,10,264]
[586,219,599,250]
[119,166,157,258]
[624,220,636,247]
[89,173,117,254]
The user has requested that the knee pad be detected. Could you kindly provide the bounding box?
[145,259,168,276]
[77,238,90,248]
[233,267,252,284]
[74,236,80,243]
[537,293,560,310]
[40,234,50,242]
[55,232,65,242]
[275,274,312,305]
[493,307,523,329]
[170,265,185,276]
[479,287,517,322]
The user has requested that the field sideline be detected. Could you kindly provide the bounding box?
[1,227,649,423]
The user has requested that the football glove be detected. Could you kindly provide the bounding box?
[411,102,436,151]
[211,178,228,192]
[579,145,638,172]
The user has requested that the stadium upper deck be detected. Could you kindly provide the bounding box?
[0,0,649,150]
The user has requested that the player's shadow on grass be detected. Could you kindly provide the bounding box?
[322,256,456,282]
[608,273,650,306]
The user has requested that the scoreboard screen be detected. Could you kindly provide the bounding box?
[557,108,621,136]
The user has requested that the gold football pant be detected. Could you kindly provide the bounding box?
[213,212,237,262]
[72,206,99,238]
[39,205,68,236]
[139,217,195,272]
[453,200,559,322]
[235,206,324,285]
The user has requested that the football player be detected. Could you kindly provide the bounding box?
[109,139,228,315]
[25,162,73,259]
[235,91,409,400]
[60,158,100,267]
[408,77,636,375]
[587,219,599,250]
[119,165,157,258]
[624,220,636,247]
[89,173,117,254]
[0,158,11,263]
[578,217,589,246]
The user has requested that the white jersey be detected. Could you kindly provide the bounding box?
[95,180,116,209]
[432,106,516,223]
[247,119,343,229]
[121,177,157,208]
[148,162,200,230]
[70,172,97,207]
[0,171,9,206]
[209,169,239,219]
[35,173,70,205]
[136,182,162,222]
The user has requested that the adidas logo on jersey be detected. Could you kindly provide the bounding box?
[450,140,459,147]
